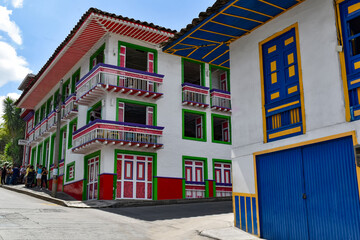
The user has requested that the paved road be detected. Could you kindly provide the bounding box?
[0,188,233,240]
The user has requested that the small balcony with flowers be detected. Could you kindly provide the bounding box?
[76,63,164,106]
[210,89,231,112]
[72,119,164,154]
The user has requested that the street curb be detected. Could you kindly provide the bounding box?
[0,184,231,208]
[0,185,67,207]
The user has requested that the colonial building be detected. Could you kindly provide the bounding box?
[17,8,232,201]
[164,0,360,239]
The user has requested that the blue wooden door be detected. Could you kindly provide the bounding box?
[257,136,360,240]
[302,137,360,240]
[257,148,309,240]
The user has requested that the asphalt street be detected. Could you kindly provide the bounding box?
[0,187,233,240]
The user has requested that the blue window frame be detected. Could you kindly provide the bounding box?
[260,25,304,142]
[340,0,360,120]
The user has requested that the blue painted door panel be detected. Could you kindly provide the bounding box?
[257,136,360,240]
[257,148,309,240]
[302,137,360,240]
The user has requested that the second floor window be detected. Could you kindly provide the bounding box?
[118,101,154,126]
[210,66,228,91]
[119,42,156,73]
[183,59,204,86]
[90,44,105,70]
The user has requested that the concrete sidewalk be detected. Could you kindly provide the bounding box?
[0,184,261,240]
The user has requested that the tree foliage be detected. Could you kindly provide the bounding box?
[0,97,25,166]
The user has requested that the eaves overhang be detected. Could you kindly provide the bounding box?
[163,0,305,68]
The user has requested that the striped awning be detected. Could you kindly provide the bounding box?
[17,10,174,109]
[163,0,304,68]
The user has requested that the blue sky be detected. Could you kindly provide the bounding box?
[0,0,215,102]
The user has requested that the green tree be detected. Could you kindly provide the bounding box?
[1,97,25,166]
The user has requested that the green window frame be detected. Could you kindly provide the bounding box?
[116,98,157,125]
[118,41,158,73]
[83,150,101,200]
[59,125,67,161]
[211,158,232,196]
[211,113,232,145]
[209,64,230,91]
[40,104,46,121]
[43,138,50,168]
[71,68,81,93]
[90,43,105,70]
[66,162,75,182]
[34,110,39,125]
[31,147,36,166]
[49,133,56,168]
[182,155,209,198]
[87,101,102,124]
[182,109,207,142]
[62,78,71,102]
[46,96,53,116]
[68,117,78,149]
[182,58,205,86]
[37,142,43,167]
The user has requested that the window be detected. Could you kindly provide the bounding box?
[182,109,206,141]
[210,66,229,91]
[34,110,39,125]
[339,0,360,120]
[183,156,208,199]
[44,140,50,169]
[71,68,81,93]
[62,79,70,101]
[46,96,53,116]
[260,24,304,142]
[87,102,102,123]
[119,41,156,73]
[68,118,77,149]
[37,144,43,166]
[27,118,33,133]
[118,100,155,126]
[90,44,105,70]
[60,126,67,161]
[54,90,60,109]
[40,104,46,121]
[66,162,75,182]
[211,114,231,144]
[182,59,205,86]
[213,160,232,197]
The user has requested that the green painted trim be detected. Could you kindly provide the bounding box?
[87,101,102,124]
[212,158,231,197]
[114,149,157,200]
[116,98,157,125]
[66,162,75,182]
[181,58,205,86]
[40,104,46,121]
[62,78,70,102]
[83,150,101,201]
[59,125,67,161]
[37,142,43,167]
[54,89,60,108]
[90,43,105,70]
[182,109,207,142]
[34,110,39,125]
[68,118,78,149]
[211,113,232,145]
[209,64,231,91]
[43,138,50,167]
[182,155,209,198]
[71,68,81,93]
[31,147,36,166]
[118,41,158,73]
[49,133,56,179]
[46,96,53,116]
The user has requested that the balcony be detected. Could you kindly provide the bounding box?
[76,63,164,106]
[210,89,231,112]
[72,119,164,154]
[47,110,58,132]
[182,83,209,108]
[62,94,78,119]
[28,129,35,146]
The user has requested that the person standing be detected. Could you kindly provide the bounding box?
[1,166,6,185]
[40,167,48,190]
[24,165,30,186]
[36,165,42,188]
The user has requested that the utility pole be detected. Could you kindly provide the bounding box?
[52,79,63,197]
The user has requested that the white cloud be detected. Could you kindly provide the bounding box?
[0,92,21,123]
[0,6,22,44]
[11,0,23,8]
[0,41,31,87]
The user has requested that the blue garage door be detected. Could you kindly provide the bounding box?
[257,136,360,240]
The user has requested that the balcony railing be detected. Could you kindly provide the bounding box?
[72,119,164,154]
[62,93,78,119]
[182,83,209,108]
[210,89,231,112]
[28,129,35,145]
[76,63,164,106]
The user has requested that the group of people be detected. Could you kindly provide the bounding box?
[1,164,48,189]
